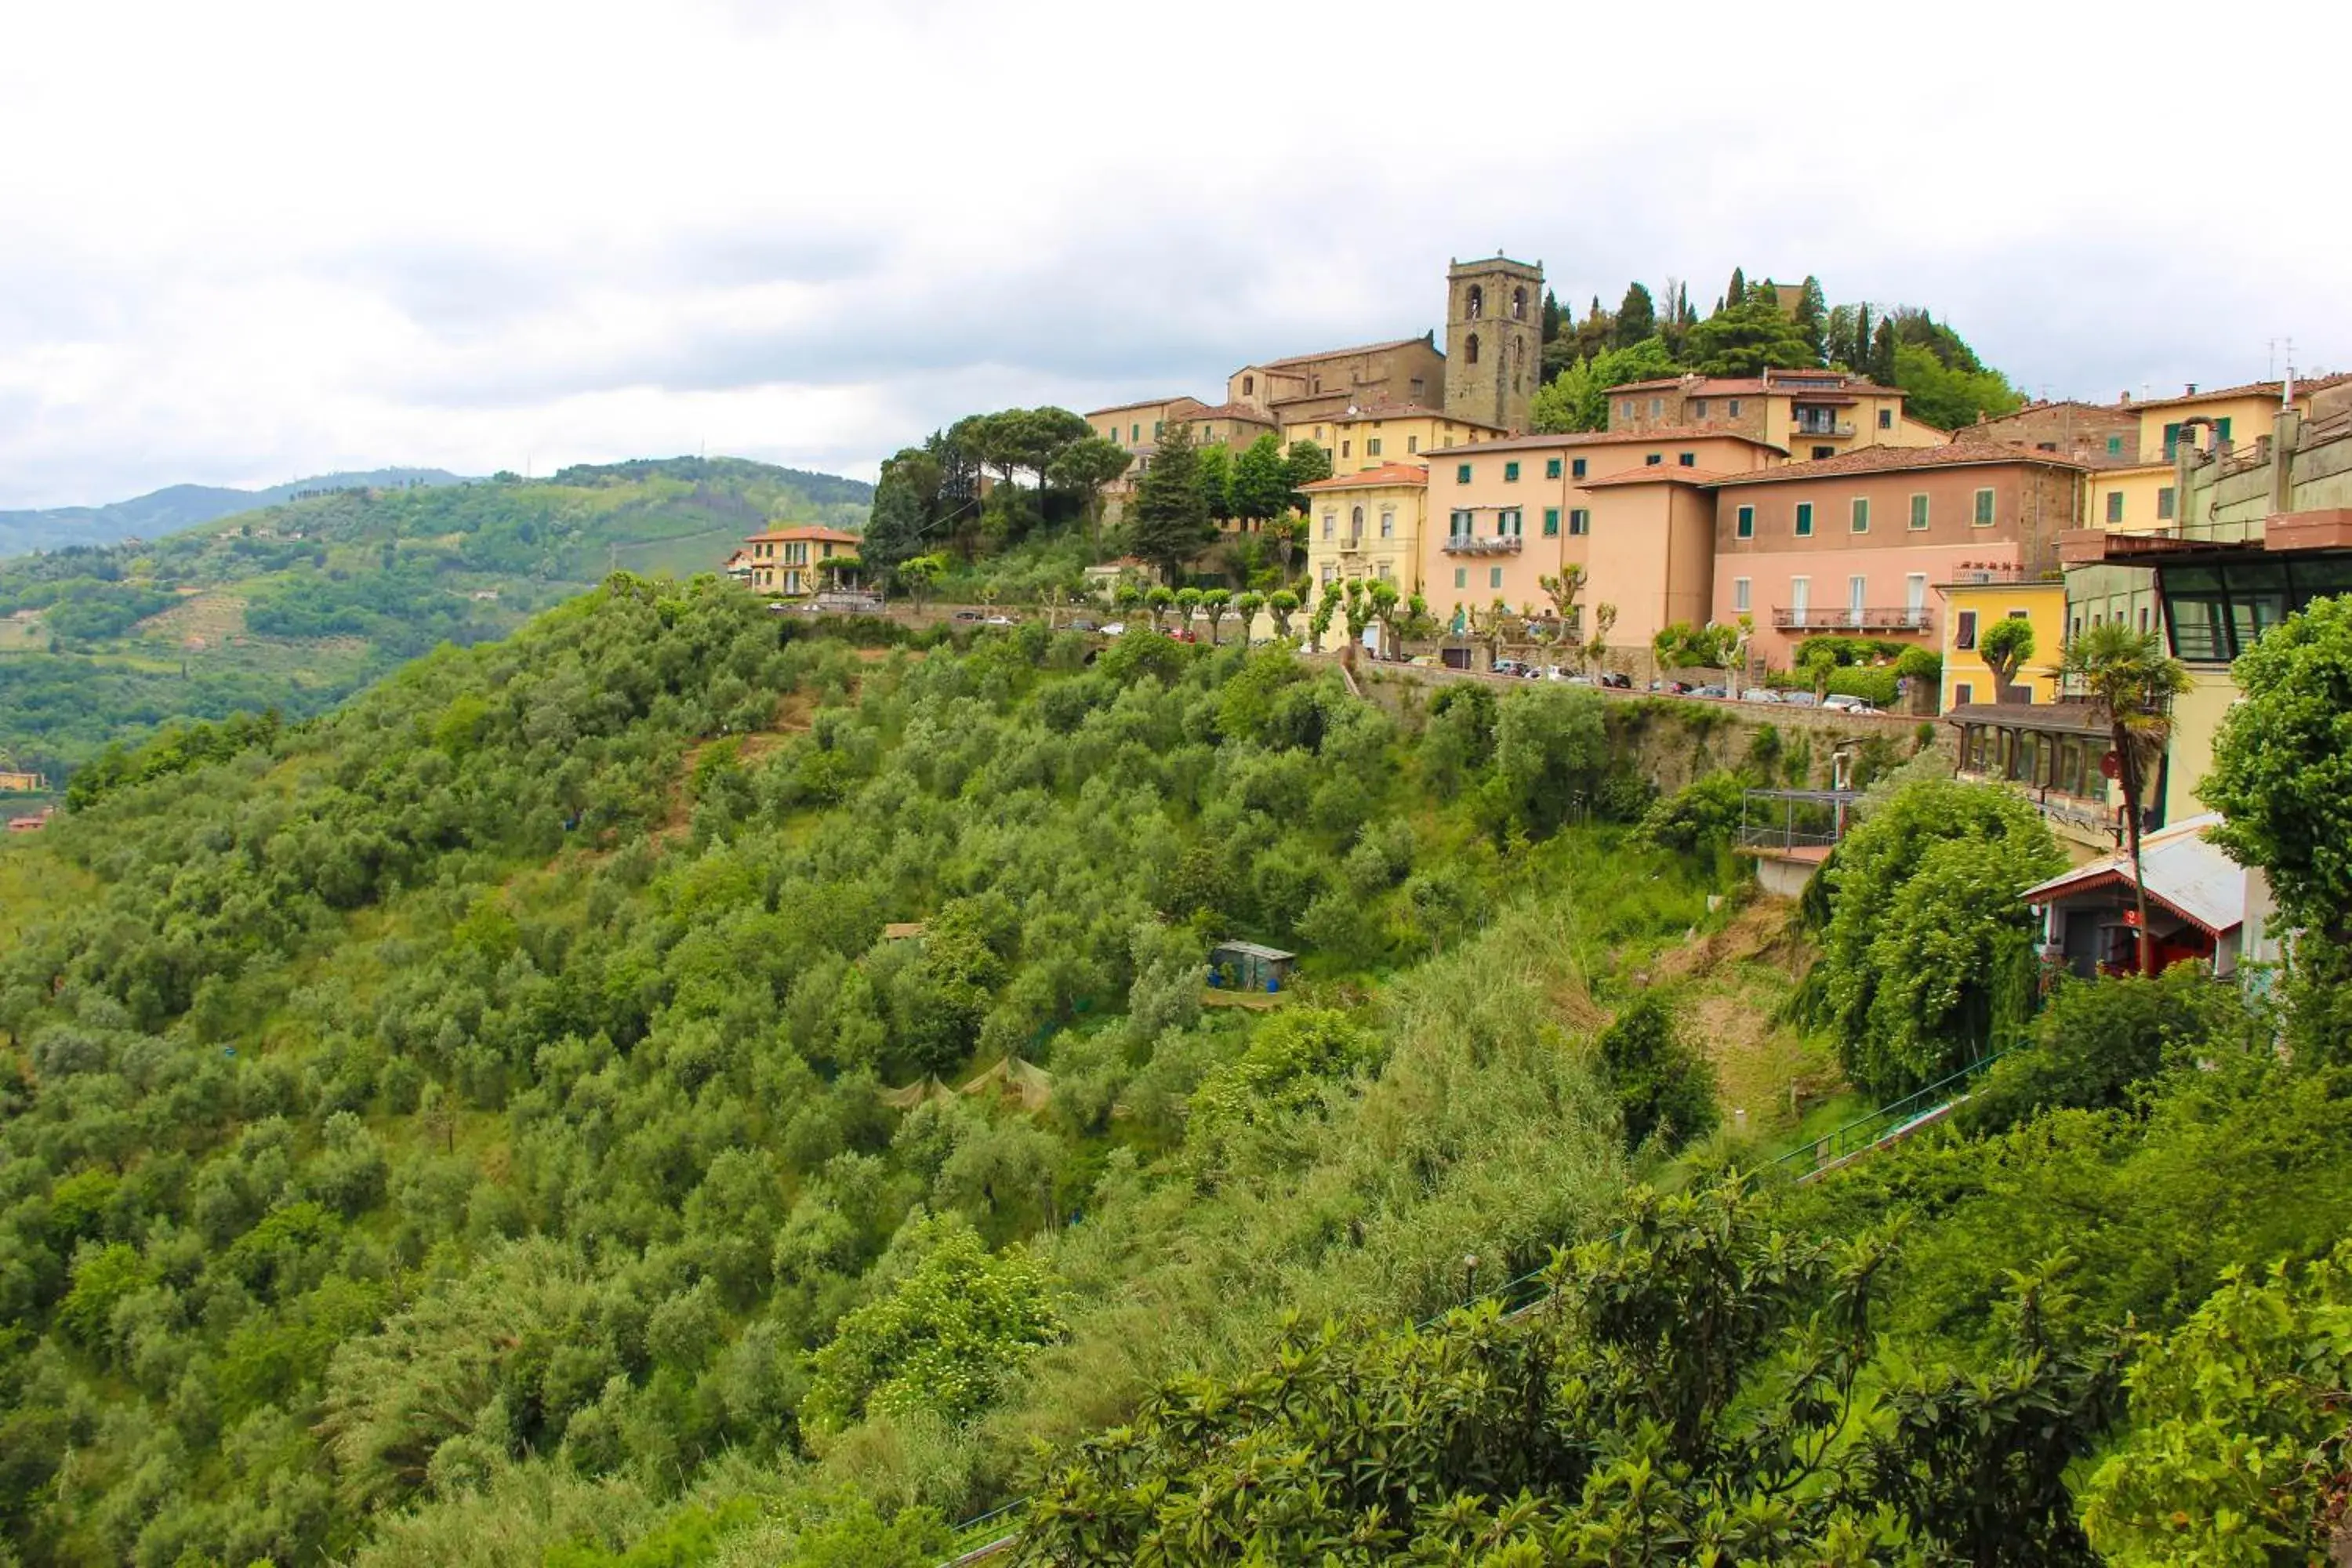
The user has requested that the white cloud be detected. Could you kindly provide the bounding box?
[2,0,2348,506]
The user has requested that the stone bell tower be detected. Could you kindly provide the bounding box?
[1443,254,1544,433]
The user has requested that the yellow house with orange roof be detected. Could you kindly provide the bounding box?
[742,525,860,596]
[1279,405,1506,473]
[1299,464,1428,598]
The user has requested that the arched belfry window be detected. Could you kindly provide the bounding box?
[1466,285,1484,319]
[1466,333,1481,365]
[1512,286,1528,320]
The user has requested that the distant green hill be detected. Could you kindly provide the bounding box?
[0,456,869,779]
[0,467,471,557]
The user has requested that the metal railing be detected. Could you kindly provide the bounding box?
[1769,606,1932,632]
[1443,535,1523,555]
[1791,420,1856,438]
[1777,1047,2012,1179]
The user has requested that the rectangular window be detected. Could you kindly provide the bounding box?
[1153,420,1163,439]
[1321,562,1336,586]
[1569,508,1591,535]
[1407,436,1419,454]
[1736,505,1755,539]
[1849,575,1867,622]
[1790,576,1810,625]
[1851,497,1870,533]
[1543,507,1560,536]
[1571,458,1587,479]
[1454,567,1466,588]
[1367,437,1382,456]
[1878,408,1893,430]
[1321,511,1335,540]
[1380,509,1395,539]
[1341,440,1351,458]
[1646,453,1663,466]
[2162,421,2181,460]
[2105,490,2125,524]
[1497,510,1522,537]
[1955,682,1975,707]
[2106,434,2123,456]
[1504,460,1520,482]
[1457,463,1472,484]
[1450,510,1472,539]
[1795,502,1814,537]
[2216,416,2234,441]
[1130,423,1140,442]
[1727,398,1742,416]
[1620,398,1635,419]
[1490,566,1504,589]
[1544,457,1562,479]
[1679,452,1697,467]
[1691,398,1709,418]
[1733,576,1751,612]
[1902,492,1926,531]
[1973,488,1995,526]
[1956,609,1979,649]
[2158,486,2176,520]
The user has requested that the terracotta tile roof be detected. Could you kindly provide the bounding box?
[2123,372,2352,413]
[745,525,862,543]
[1298,463,1431,492]
[1700,443,2088,488]
[1250,335,1434,371]
[1581,465,1744,487]
[1083,394,1207,418]
[1183,401,1276,424]
[1962,399,2132,426]
[1422,426,1789,458]
[1606,372,1903,397]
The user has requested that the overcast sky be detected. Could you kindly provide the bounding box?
[3,0,2347,509]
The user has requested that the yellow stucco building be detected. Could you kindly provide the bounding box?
[742,526,860,597]
[1278,404,1504,472]
[1604,368,1947,461]
[1299,464,1427,597]
[1936,575,2066,710]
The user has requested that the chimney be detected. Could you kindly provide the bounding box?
[2185,383,2198,395]
[2118,390,2132,406]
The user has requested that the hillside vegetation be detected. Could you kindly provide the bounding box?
[4,577,2350,1565]
[0,458,869,782]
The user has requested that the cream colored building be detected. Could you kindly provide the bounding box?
[1181,401,1278,452]
[1084,394,1209,492]
[1228,335,1446,426]
[743,525,860,596]
[1278,405,1504,472]
[1301,464,1428,597]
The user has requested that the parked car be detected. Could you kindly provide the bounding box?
[1067,617,1099,632]
[1690,684,1730,699]
[951,609,983,622]
[1739,688,1779,705]
[1599,671,1633,689]
[1493,659,1529,677]
[982,614,1016,626]
[1822,694,1880,714]
[1098,621,1126,636]
[1778,690,1820,706]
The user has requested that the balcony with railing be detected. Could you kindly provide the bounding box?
[1443,534,1523,555]
[1790,419,1857,439]
[1770,605,1933,632]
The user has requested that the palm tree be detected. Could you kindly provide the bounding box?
[2056,623,2192,975]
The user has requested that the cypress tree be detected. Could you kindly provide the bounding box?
[1726,267,1746,310]
[1613,282,1657,348]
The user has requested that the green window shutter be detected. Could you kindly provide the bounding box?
[2105,491,2125,523]
[1795,503,1813,536]
[1570,509,1590,536]
[1504,461,1520,481]
[1543,508,1560,536]
[1737,505,1754,539]
[1454,567,1466,588]
[1572,458,1587,479]
[1974,488,1995,525]
[1850,498,1869,533]
[1490,567,1503,589]
[2162,421,2180,459]
[1545,458,1562,479]
[1457,463,1472,484]
[2216,416,2233,441]
[1909,493,1929,529]
[2106,434,2122,455]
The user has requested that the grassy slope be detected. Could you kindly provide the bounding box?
[0,459,869,779]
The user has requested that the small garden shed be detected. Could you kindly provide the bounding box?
[1207,940,1297,993]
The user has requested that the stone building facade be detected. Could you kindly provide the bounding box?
[1443,256,1544,434]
